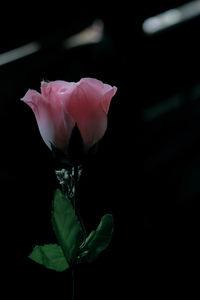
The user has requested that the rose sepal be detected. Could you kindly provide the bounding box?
[51,124,86,168]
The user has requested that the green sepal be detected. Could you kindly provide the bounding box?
[78,214,114,263]
[52,189,83,265]
[50,143,73,168]
[51,125,85,167]
[88,141,99,156]
[67,124,85,165]
[28,244,70,272]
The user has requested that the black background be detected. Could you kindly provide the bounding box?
[1,1,200,298]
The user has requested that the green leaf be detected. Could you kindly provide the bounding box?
[52,189,83,264]
[78,214,114,263]
[29,244,69,272]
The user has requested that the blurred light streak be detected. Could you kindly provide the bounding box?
[0,19,104,66]
[142,83,200,122]
[63,19,104,49]
[142,0,200,35]
[142,93,184,122]
[0,42,40,66]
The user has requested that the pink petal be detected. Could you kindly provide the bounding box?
[41,80,76,108]
[78,105,108,150]
[80,78,117,113]
[80,78,111,99]
[21,89,71,152]
[21,89,47,120]
[63,80,100,124]
[80,78,105,91]
[61,78,117,149]
[101,86,117,114]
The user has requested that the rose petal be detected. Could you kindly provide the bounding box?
[78,105,108,150]
[22,78,117,153]
[41,80,76,107]
[101,86,117,114]
[80,78,117,113]
[60,78,117,149]
[21,89,71,151]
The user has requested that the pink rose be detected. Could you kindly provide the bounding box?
[21,78,117,153]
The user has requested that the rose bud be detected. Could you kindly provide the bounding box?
[21,78,117,160]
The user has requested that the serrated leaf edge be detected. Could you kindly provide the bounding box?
[28,243,70,272]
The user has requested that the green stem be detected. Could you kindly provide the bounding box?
[73,165,78,211]
[72,268,75,300]
[73,165,87,240]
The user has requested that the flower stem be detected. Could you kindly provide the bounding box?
[73,165,87,241]
[72,268,75,300]
[73,165,78,211]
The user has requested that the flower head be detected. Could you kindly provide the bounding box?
[21,78,117,153]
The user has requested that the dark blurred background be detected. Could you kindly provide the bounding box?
[1,0,200,298]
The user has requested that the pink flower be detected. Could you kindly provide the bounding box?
[21,78,117,153]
